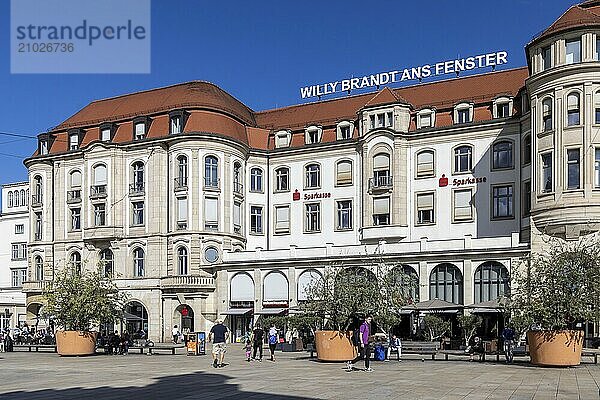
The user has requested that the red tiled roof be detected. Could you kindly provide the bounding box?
[528,1,600,46]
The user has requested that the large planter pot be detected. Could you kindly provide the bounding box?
[314,330,357,362]
[527,330,583,367]
[56,331,98,356]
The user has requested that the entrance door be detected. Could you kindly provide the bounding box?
[176,304,194,333]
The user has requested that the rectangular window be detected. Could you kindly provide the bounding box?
[177,197,188,229]
[419,113,432,128]
[369,115,375,129]
[274,205,290,234]
[523,181,531,216]
[497,103,510,118]
[377,113,385,127]
[567,148,580,190]
[94,203,106,226]
[386,111,393,127]
[373,197,390,226]
[204,197,218,230]
[307,130,319,144]
[305,202,321,232]
[233,201,241,232]
[416,151,435,177]
[416,192,435,225]
[340,125,351,139]
[523,136,532,165]
[132,201,144,225]
[11,244,19,260]
[101,128,111,142]
[275,169,289,192]
[12,269,25,288]
[541,153,553,193]
[15,224,24,234]
[134,122,146,140]
[492,185,514,219]
[336,200,352,230]
[542,46,551,70]
[250,206,263,234]
[457,108,470,123]
[596,149,600,189]
[453,189,473,222]
[69,134,79,150]
[596,38,600,61]
[170,116,182,134]
[40,140,48,155]
[71,208,81,231]
[34,212,42,241]
[566,39,581,64]
[275,134,289,148]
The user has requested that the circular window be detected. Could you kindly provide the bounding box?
[205,247,219,263]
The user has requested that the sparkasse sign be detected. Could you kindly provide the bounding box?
[299,51,508,99]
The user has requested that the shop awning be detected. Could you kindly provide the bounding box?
[402,298,463,313]
[465,298,507,313]
[221,308,253,315]
[123,312,144,321]
[255,308,287,315]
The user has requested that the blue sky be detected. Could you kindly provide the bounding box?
[0,0,580,186]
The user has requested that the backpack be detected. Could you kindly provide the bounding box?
[352,329,361,346]
[269,334,277,345]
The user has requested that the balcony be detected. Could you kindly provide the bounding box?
[67,189,82,203]
[90,185,107,199]
[129,182,145,196]
[83,225,124,242]
[31,194,42,207]
[160,275,215,291]
[368,175,393,191]
[204,177,220,191]
[174,177,188,191]
[233,182,244,196]
[22,280,51,293]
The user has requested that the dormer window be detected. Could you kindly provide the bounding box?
[493,97,513,119]
[133,116,150,141]
[454,103,473,124]
[169,110,189,135]
[274,130,291,148]
[40,139,49,155]
[305,126,322,144]
[566,38,581,64]
[99,123,115,142]
[542,46,552,71]
[416,109,435,129]
[368,111,394,130]
[337,121,354,140]
[67,129,83,151]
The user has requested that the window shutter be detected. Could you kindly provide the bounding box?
[71,171,82,187]
[337,161,352,184]
[94,165,107,184]
[417,193,434,210]
[373,197,390,214]
[205,198,218,222]
[543,100,552,116]
[276,206,290,231]
[567,93,579,110]
[373,154,390,169]
[417,151,434,175]
[178,198,188,220]
[233,202,241,226]
[454,190,472,219]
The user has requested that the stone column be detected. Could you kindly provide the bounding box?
[419,261,428,302]
[463,259,473,306]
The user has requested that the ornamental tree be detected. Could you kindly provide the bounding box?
[43,263,128,331]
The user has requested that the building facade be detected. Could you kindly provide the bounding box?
[0,182,29,330]
[22,1,600,341]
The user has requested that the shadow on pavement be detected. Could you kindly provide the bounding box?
[1,370,315,400]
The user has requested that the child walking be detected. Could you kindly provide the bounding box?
[244,337,252,362]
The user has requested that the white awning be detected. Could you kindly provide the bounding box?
[255,308,287,315]
[470,307,502,314]
[221,308,253,315]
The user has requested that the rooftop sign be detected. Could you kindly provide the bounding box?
[299,51,508,100]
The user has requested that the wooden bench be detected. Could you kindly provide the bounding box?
[401,341,440,360]
[147,345,182,355]
[582,348,600,364]
[14,344,57,352]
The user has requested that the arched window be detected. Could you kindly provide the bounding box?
[275,167,289,191]
[474,261,510,303]
[429,263,463,304]
[230,272,254,303]
[416,150,435,177]
[20,189,25,206]
[454,146,472,173]
[33,175,43,204]
[394,265,420,303]
[93,164,107,199]
[177,155,188,188]
[492,141,513,170]
[233,162,242,194]
[263,271,289,304]
[297,269,322,301]
[250,167,263,192]
[336,160,352,185]
[15,191,20,207]
[204,156,219,188]
[133,248,145,277]
[305,163,320,189]
[542,98,553,132]
[372,153,391,188]
[70,251,82,275]
[70,170,82,189]
[177,247,188,275]
[8,191,13,207]
[567,92,580,126]
[131,161,144,191]
[34,256,44,281]
[100,249,114,278]
[26,189,29,206]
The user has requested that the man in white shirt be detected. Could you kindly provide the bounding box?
[172,325,180,344]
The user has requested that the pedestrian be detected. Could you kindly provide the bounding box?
[209,318,229,368]
[244,336,252,362]
[252,324,264,361]
[111,331,121,355]
[347,315,373,372]
[172,325,180,344]
[121,330,130,355]
[106,331,115,355]
[268,325,278,361]
[386,334,402,361]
